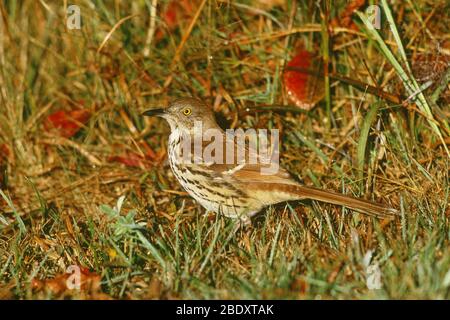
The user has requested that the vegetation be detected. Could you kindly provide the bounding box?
[0,0,449,299]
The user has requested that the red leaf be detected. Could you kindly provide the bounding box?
[45,109,91,138]
[140,141,157,160]
[108,152,152,169]
[331,0,365,30]
[31,265,109,299]
[0,144,10,162]
[164,1,178,29]
[0,144,8,187]
[163,0,194,29]
[283,51,324,110]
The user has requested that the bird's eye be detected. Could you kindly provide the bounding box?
[182,108,192,116]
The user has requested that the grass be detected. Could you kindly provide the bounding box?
[0,0,449,299]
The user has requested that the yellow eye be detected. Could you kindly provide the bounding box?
[182,108,192,116]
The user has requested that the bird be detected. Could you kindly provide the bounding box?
[143,97,398,225]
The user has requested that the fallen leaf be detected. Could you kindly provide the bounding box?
[412,52,449,101]
[164,1,179,29]
[140,141,157,160]
[108,151,152,169]
[284,50,325,110]
[0,144,9,188]
[0,281,15,299]
[45,109,91,138]
[0,144,10,163]
[145,277,163,299]
[31,266,110,299]
[331,0,365,30]
[155,0,196,40]
[290,277,309,296]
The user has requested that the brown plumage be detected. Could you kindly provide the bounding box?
[143,97,398,223]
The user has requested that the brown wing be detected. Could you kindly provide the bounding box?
[196,131,298,185]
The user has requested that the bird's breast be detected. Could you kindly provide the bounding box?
[167,130,260,219]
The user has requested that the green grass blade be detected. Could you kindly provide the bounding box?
[357,102,379,192]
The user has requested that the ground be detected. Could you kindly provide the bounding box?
[0,0,449,299]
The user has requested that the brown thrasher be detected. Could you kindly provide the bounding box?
[143,97,398,224]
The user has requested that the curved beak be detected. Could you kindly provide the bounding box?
[141,108,166,117]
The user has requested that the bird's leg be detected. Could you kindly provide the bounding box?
[224,215,251,243]
[217,198,253,241]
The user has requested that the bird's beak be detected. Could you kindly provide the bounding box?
[141,107,166,117]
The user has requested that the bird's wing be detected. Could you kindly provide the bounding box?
[192,130,299,184]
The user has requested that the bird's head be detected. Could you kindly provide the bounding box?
[142,97,218,133]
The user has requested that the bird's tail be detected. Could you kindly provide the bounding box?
[280,184,399,218]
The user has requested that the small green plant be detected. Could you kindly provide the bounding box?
[100,195,144,240]
[100,196,166,269]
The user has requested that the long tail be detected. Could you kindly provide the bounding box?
[283,184,399,218]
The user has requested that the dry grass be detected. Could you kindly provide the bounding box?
[0,0,449,299]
